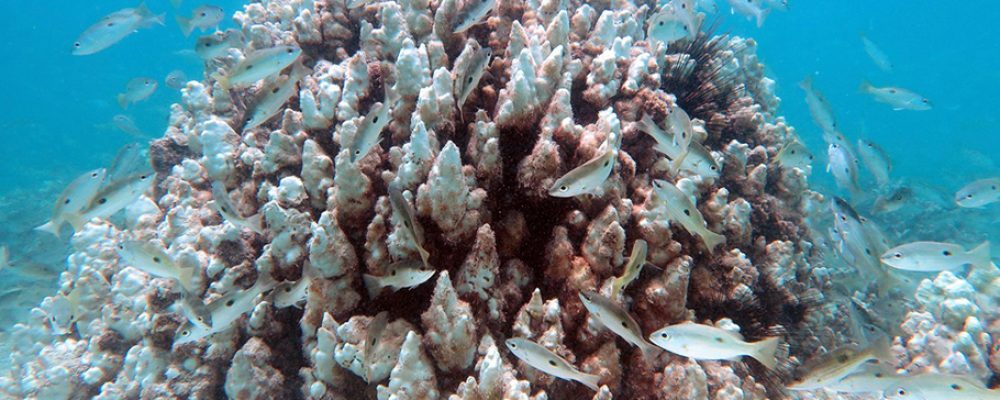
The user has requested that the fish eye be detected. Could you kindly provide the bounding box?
[391,270,397,276]
[875,372,883,378]
[942,250,952,256]
[710,165,717,170]
[790,150,796,154]
[373,116,379,123]
[107,22,115,27]
[153,257,161,263]
[658,21,664,26]
[509,342,517,348]
[896,388,905,395]
[560,186,568,192]
[683,209,690,216]
[893,253,902,258]
[201,12,207,16]
[660,333,667,338]
[226,299,235,306]
[922,99,929,103]
[967,194,973,198]
[286,48,294,53]
[951,384,961,390]
[74,42,81,48]
[64,199,71,205]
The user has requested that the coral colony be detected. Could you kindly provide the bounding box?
[4,1,998,399]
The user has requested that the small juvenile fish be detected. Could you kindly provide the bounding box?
[174,280,275,345]
[117,77,157,109]
[799,76,837,133]
[651,179,726,252]
[387,183,431,267]
[611,239,648,298]
[453,43,492,113]
[955,177,1000,208]
[216,45,302,89]
[668,106,695,170]
[210,182,264,234]
[35,168,108,238]
[648,321,781,369]
[857,139,891,186]
[362,259,435,299]
[113,114,145,137]
[72,3,165,55]
[452,0,497,33]
[773,140,814,170]
[274,277,310,309]
[364,311,390,382]
[68,173,153,231]
[165,70,188,89]
[726,0,769,27]
[860,33,892,72]
[549,148,616,198]
[788,336,891,391]
[873,187,912,214]
[860,81,931,111]
[505,338,602,391]
[579,291,659,358]
[244,62,309,131]
[176,5,224,37]
[647,4,697,46]
[348,102,391,163]
[116,240,197,294]
[195,29,243,60]
[883,373,1000,400]
[881,241,991,271]
[828,142,860,193]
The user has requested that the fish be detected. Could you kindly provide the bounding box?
[115,240,197,294]
[215,45,302,89]
[880,241,991,271]
[578,291,660,358]
[857,139,891,186]
[638,115,721,178]
[646,4,697,46]
[651,179,727,252]
[648,321,781,369]
[35,168,108,238]
[452,0,497,33]
[348,102,391,163]
[386,183,431,267]
[859,81,932,111]
[172,296,213,330]
[174,280,275,345]
[726,0,769,27]
[362,259,435,299]
[873,187,912,214]
[453,43,492,113]
[667,106,696,170]
[822,363,901,393]
[195,29,244,60]
[113,114,145,137]
[107,143,149,183]
[772,140,814,171]
[860,33,892,72]
[829,197,912,296]
[548,147,617,198]
[799,76,837,133]
[176,5,224,37]
[67,173,153,231]
[364,311,390,382]
[209,182,265,234]
[117,77,157,109]
[72,2,165,55]
[504,338,602,391]
[244,62,310,131]
[165,70,188,89]
[273,277,310,309]
[611,239,648,298]
[954,177,1000,208]
[827,142,860,193]
[882,373,1000,399]
[788,335,892,391]
[695,0,718,13]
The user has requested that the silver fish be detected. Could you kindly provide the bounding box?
[174,280,275,345]
[113,114,145,137]
[274,277,310,309]
[387,183,431,267]
[647,4,697,46]
[505,338,602,391]
[165,70,188,89]
[579,291,659,358]
[860,33,892,72]
[72,3,165,55]
[881,241,991,271]
[68,173,153,231]
[828,142,860,193]
[210,182,264,234]
[244,62,310,131]
[788,336,891,390]
[823,363,901,393]
[873,187,912,214]
[668,106,696,170]
[857,139,891,186]
[955,177,1000,208]
[195,29,243,60]
[348,102,391,163]
[364,311,390,382]
[611,239,648,298]
[773,140,814,171]
[860,81,931,111]
[176,5,224,37]
[799,76,837,133]
[117,77,157,109]
[362,259,435,299]
[35,168,108,238]
[452,0,497,33]
[726,0,769,27]
[548,147,617,198]
[883,373,1000,400]
[453,42,492,113]
[638,115,720,178]
[651,179,726,252]
[648,321,781,369]
[116,240,197,293]
[217,45,302,89]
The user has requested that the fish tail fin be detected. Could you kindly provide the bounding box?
[798,75,813,90]
[246,213,265,234]
[638,341,660,361]
[756,8,770,28]
[362,274,382,299]
[176,16,194,37]
[752,337,781,370]
[34,221,62,238]
[968,241,991,267]
[704,231,727,253]
[117,94,129,109]
[859,79,874,93]
[575,371,602,391]
[670,149,689,171]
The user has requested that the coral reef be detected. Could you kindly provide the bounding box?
[0,0,906,399]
